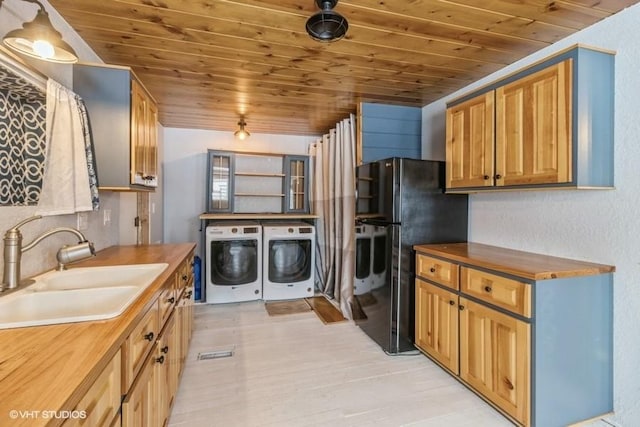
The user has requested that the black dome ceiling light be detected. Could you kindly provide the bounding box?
[306,0,349,42]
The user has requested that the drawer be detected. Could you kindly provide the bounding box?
[461,267,531,317]
[158,280,176,327]
[122,301,159,392]
[62,349,121,427]
[416,253,459,290]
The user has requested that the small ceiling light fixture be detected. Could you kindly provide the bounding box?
[1,0,78,63]
[306,0,348,43]
[234,118,250,141]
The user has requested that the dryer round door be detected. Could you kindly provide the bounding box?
[211,240,258,285]
[268,239,312,283]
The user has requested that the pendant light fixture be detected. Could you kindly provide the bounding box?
[306,0,348,43]
[234,118,250,141]
[1,0,78,63]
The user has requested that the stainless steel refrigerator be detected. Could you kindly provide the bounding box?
[354,158,468,354]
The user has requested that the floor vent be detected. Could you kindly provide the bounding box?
[197,349,234,360]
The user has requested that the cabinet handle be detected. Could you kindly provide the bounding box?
[184,291,192,299]
[429,267,436,273]
[182,275,188,281]
[459,305,465,311]
[167,297,175,304]
[143,332,155,342]
[483,175,490,180]
[155,355,165,364]
[161,346,169,354]
[449,300,455,306]
[142,175,154,180]
[503,377,515,390]
[495,174,502,180]
[484,286,492,293]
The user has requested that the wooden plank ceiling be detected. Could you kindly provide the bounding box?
[49,0,638,136]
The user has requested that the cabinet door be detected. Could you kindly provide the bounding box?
[206,150,234,212]
[155,314,177,427]
[145,100,158,179]
[131,79,147,185]
[122,346,158,427]
[283,155,309,213]
[459,297,530,426]
[415,279,459,374]
[495,59,572,186]
[445,92,495,189]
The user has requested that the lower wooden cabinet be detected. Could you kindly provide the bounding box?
[155,313,179,427]
[459,297,530,426]
[415,279,458,374]
[122,343,158,427]
[62,350,121,427]
[414,242,614,427]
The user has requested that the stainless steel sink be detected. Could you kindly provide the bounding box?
[0,263,168,329]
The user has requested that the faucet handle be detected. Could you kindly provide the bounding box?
[9,215,42,232]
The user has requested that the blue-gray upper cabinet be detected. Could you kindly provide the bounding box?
[73,64,158,191]
[445,45,614,192]
[205,150,309,214]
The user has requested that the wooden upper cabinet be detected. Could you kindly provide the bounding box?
[495,60,572,186]
[444,45,614,192]
[446,92,495,189]
[73,64,159,191]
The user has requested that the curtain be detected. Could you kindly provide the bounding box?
[37,79,99,215]
[311,114,356,319]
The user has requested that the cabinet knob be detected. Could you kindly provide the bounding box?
[168,297,175,304]
[503,377,515,390]
[161,346,169,354]
[484,286,492,293]
[495,174,502,180]
[184,291,193,299]
[182,275,188,281]
[429,267,436,273]
[459,305,465,311]
[483,175,490,180]
[449,300,455,306]
[155,355,165,364]
[143,332,155,342]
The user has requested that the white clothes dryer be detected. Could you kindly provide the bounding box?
[262,222,315,300]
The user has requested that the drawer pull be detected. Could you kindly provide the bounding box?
[161,346,169,354]
[167,297,175,304]
[483,175,490,180]
[184,291,192,299]
[155,355,165,364]
[429,267,436,273]
[449,300,455,306]
[143,332,155,342]
[182,275,188,281]
[484,286,492,293]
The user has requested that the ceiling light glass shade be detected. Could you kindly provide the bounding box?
[234,119,250,140]
[306,0,348,42]
[3,8,78,63]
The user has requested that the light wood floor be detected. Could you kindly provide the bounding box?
[167,301,522,426]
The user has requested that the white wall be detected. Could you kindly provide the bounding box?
[422,4,640,425]
[162,128,317,256]
[0,0,120,281]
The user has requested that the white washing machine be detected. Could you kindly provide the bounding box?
[354,224,372,295]
[206,221,262,303]
[263,222,315,300]
[370,225,387,290]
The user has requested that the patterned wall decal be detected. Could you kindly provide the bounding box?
[0,65,46,206]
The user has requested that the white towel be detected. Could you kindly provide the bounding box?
[36,79,92,215]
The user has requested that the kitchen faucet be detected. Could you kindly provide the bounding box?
[1,215,96,291]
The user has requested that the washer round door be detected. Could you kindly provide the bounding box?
[268,239,312,283]
[211,240,258,285]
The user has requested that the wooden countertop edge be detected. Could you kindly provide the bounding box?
[414,242,615,281]
[0,243,196,427]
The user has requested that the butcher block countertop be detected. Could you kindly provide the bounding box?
[413,242,615,281]
[0,243,195,427]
